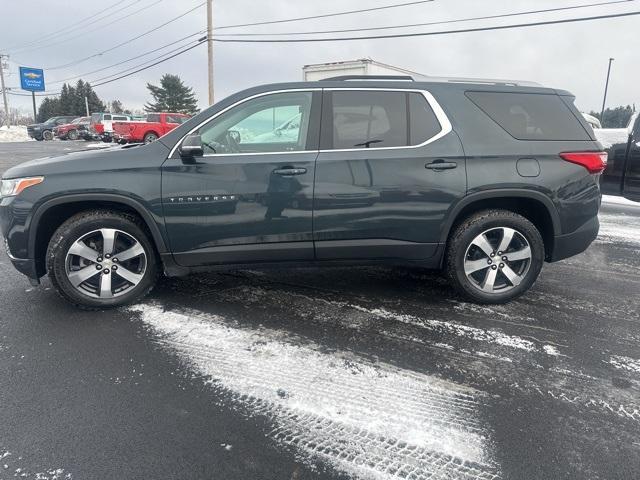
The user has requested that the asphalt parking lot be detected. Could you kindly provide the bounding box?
[0,140,639,480]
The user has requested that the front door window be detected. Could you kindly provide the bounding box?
[196,91,313,155]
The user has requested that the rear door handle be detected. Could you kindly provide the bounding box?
[425,161,457,171]
[273,167,307,176]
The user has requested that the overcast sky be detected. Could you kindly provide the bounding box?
[1,0,638,115]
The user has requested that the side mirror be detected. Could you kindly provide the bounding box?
[179,134,204,159]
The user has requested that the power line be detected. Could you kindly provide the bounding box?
[210,9,640,42]
[88,38,204,84]
[8,0,140,52]
[47,31,204,85]
[6,0,135,50]
[41,1,206,71]
[215,0,435,30]
[6,38,207,96]
[214,0,634,36]
[91,40,206,87]
[12,0,165,55]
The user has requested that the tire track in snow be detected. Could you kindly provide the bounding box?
[208,284,640,424]
[131,303,501,480]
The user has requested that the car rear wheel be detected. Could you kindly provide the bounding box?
[42,130,54,141]
[46,210,159,309]
[67,129,79,140]
[143,133,158,144]
[445,209,544,304]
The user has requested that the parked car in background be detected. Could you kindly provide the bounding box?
[0,76,606,309]
[596,111,640,201]
[27,116,78,141]
[53,116,91,141]
[89,112,131,142]
[113,112,190,144]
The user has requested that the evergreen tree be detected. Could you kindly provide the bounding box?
[36,79,106,121]
[37,97,61,122]
[145,74,198,114]
[589,105,635,128]
[110,100,124,114]
[80,80,106,114]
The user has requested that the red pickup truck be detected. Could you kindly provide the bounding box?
[113,112,190,144]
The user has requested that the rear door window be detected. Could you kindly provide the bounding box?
[326,91,442,149]
[466,91,590,141]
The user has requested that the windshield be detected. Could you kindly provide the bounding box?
[44,117,58,125]
[91,113,101,124]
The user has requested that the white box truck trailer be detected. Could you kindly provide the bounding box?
[302,59,425,81]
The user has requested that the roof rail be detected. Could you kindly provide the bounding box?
[320,75,414,82]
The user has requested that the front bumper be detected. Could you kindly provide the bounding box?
[3,237,38,281]
[549,216,599,262]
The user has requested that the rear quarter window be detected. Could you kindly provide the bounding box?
[466,91,590,141]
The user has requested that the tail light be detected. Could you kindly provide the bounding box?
[559,151,608,174]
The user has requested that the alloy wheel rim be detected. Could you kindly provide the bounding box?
[463,227,532,294]
[64,228,147,299]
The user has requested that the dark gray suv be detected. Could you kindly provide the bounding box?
[0,76,605,308]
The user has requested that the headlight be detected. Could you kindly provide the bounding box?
[0,177,44,198]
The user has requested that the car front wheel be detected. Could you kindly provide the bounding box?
[445,209,544,304]
[42,130,54,141]
[46,210,159,309]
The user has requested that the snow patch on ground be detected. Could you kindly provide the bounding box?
[131,302,501,480]
[602,195,640,207]
[598,212,640,245]
[348,304,555,355]
[0,125,32,143]
[608,356,640,374]
[0,447,72,479]
[83,143,112,149]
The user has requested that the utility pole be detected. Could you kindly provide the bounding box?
[600,57,614,127]
[0,54,10,127]
[84,96,90,116]
[206,0,214,105]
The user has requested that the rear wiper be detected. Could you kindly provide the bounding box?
[353,139,383,148]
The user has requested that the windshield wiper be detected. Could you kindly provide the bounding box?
[353,139,383,148]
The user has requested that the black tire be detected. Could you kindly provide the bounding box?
[67,129,79,140]
[46,210,159,310]
[143,132,158,144]
[42,130,54,141]
[445,209,544,304]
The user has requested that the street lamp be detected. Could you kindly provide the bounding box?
[600,57,614,127]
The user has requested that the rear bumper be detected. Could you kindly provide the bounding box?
[549,216,599,262]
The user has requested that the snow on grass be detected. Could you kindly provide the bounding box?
[131,302,501,480]
[0,125,32,142]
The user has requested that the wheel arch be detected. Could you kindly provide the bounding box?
[29,194,168,277]
[442,190,560,260]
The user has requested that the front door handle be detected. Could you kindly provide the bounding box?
[425,160,457,171]
[273,167,307,176]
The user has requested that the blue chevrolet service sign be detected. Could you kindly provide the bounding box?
[19,67,45,92]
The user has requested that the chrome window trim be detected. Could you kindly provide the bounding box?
[168,87,452,158]
[168,88,321,158]
[320,88,452,153]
